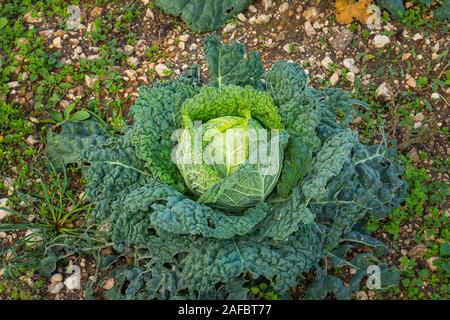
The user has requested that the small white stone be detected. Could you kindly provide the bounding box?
[127,56,139,67]
[84,75,97,88]
[414,113,424,122]
[431,92,440,100]
[124,69,137,80]
[0,198,10,221]
[223,23,236,33]
[412,33,423,41]
[50,273,63,283]
[303,7,318,21]
[414,122,422,129]
[26,135,38,146]
[145,8,154,19]
[372,35,390,48]
[155,63,171,77]
[178,41,185,50]
[376,82,393,101]
[279,3,289,14]
[343,58,360,74]
[406,76,416,88]
[52,37,62,48]
[64,266,81,290]
[179,34,189,42]
[321,56,333,70]
[346,72,355,83]
[48,282,64,294]
[263,0,272,11]
[237,13,247,22]
[330,72,339,86]
[123,45,134,55]
[8,81,19,88]
[248,5,257,13]
[256,14,271,24]
[304,21,316,36]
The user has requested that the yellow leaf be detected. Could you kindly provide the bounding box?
[335,0,373,24]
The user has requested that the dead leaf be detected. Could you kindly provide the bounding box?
[408,243,427,258]
[335,0,374,24]
[426,257,438,272]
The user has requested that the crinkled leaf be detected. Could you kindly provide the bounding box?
[204,35,264,88]
[46,120,107,172]
[155,0,252,32]
[376,0,405,18]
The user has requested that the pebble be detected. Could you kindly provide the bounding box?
[346,72,355,83]
[124,69,137,81]
[304,21,316,36]
[414,122,422,129]
[430,92,440,100]
[26,135,38,146]
[124,45,134,55]
[329,72,339,86]
[64,265,81,290]
[155,63,170,77]
[84,75,97,88]
[321,56,333,70]
[103,278,115,290]
[237,13,247,22]
[356,291,368,300]
[279,3,289,14]
[50,273,63,283]
[372,35,390,48]
[48,282,64,294]
[223,23,236,33]
[23,11,43,24]
[69,38,79,46]
[400,249,408,256]
[127,56,139,67]
[248,5,257,13]
[303,7,318,21]
[376,82,394,101]
[408,244,427,258]
[179,34,189,42]
[412,33,423,41]
[256,14,271,24]
[90,7,103,18]
[52,37,62,48]
[343,58,359,74]
[8,81,19,88]
[145,9,154,19]
[406,75,416,88]
[414,113,424,122]
[263,0,272,11]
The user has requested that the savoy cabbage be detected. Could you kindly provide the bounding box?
[47,35,407,299]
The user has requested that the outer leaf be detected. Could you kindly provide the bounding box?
[155,0,253,32]
[46,120,107,172]
[376,0,405,18]
[305,274,350,300]
[204,35,264,88]
[435,0,450,21]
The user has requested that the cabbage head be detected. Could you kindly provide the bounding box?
[47,36,407,300]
